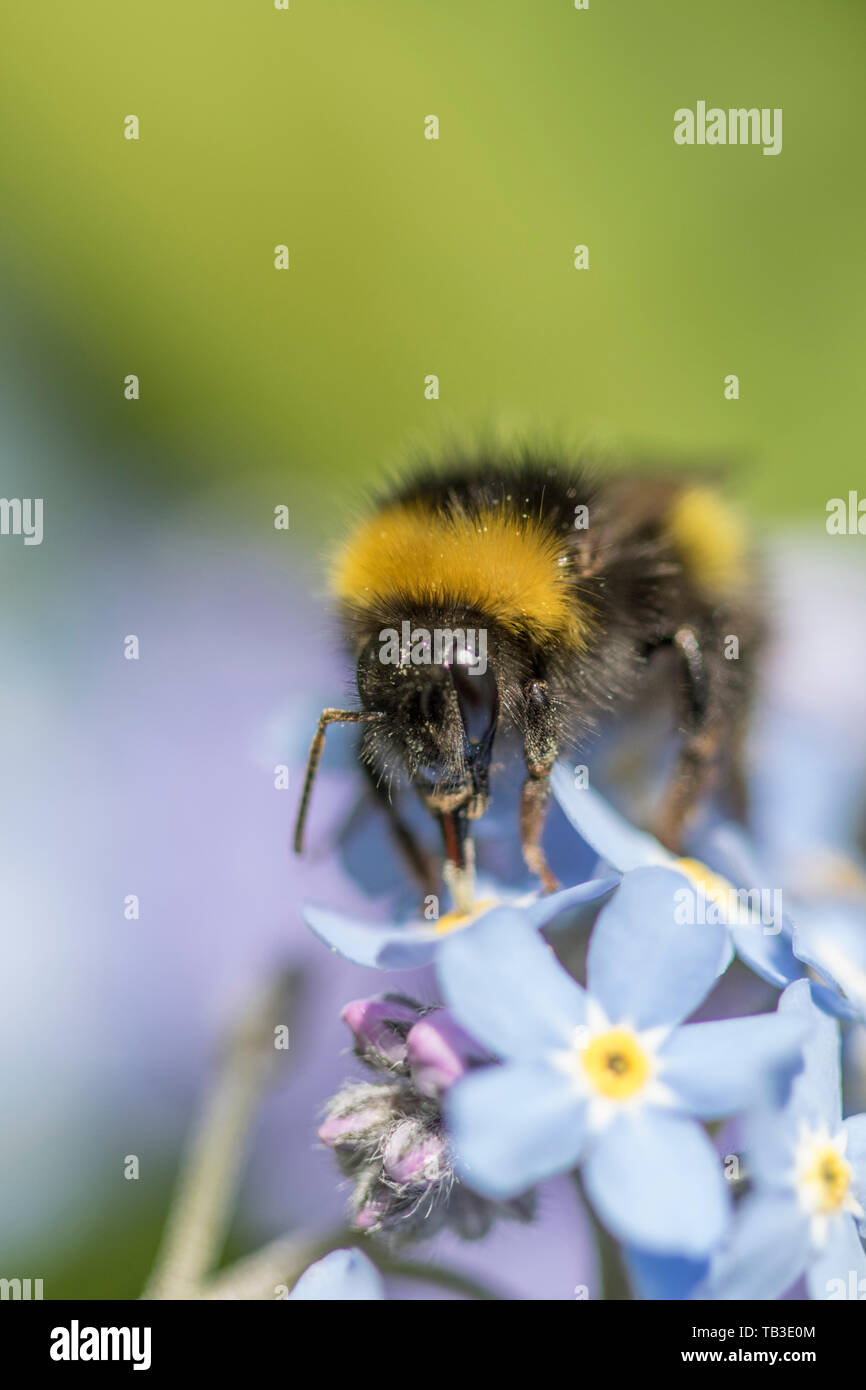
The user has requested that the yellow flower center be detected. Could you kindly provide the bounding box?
[434,898,498,935]
[675,857,733,912]
[800,1144,853,1214]
[580,1027,651,1099]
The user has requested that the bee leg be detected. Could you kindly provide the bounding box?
[725,721,751,823]
[361,761,439,899]
[654,729,723,853]
[294,707,383,854]
[520,774,560,894]
[653,626,723,853]
[520,679,561,894]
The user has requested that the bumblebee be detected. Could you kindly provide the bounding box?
[294,450,759,908]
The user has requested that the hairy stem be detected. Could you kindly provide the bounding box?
[201,1228,350,1300]
[203,1229,503,1301]
[142,969,302,1300]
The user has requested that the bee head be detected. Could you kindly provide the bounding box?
[356,622,499,818]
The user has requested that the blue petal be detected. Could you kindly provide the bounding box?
[302,878,620,971]
[446,1062,588,1198]
[624,1247,710,1301]
[793,901,866,1020]
[843,1113,866,1220]
[684,820,803,988]
[729,918,803,990]
[694,818,774,895]
[778,979,842,1130]
[742,1102,800,1193]
[551,764,669,871]
[751,709,866,878]
[522,874,620,931]
[289,1248,385,1300]
[302,904,439,969]
[582,1109,730,1257]
[437,910,586,1059]
[659,1011,808,1118]
[587,868,728,1028]
[700,1192,810,1300]
[808,980,861,1022]
[806,1215,866,1300]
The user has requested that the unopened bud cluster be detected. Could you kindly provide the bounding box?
[319,995,534,1240]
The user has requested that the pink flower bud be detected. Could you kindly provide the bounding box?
[318,1104,390,1147]
[352,1198,388,1231]
[382,1119,448,1185]
[341,996,422,1067]
[406,1011,486,1097]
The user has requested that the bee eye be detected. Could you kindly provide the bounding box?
[452,663,498,746]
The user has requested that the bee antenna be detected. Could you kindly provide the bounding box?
[293,708,384,854]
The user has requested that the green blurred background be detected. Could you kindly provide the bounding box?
[3,0,865,534]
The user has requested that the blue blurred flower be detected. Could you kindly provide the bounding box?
[301,873,618,970]
[289,1248,385,1301]
[701,717,866,1024]
[714,547,866,1023]
[437,871,809,1257]
[550,765,858,1015]
[697,980,866,1300]
[752,542,866,903]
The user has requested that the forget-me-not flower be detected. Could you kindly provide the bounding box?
[437,870,809,1257]
[696,979,866,1300]
[550,762,855,1010]
[301,872,617,970]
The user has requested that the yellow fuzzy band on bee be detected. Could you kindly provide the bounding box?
[665,485,749,597]
[332,501,592,646]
